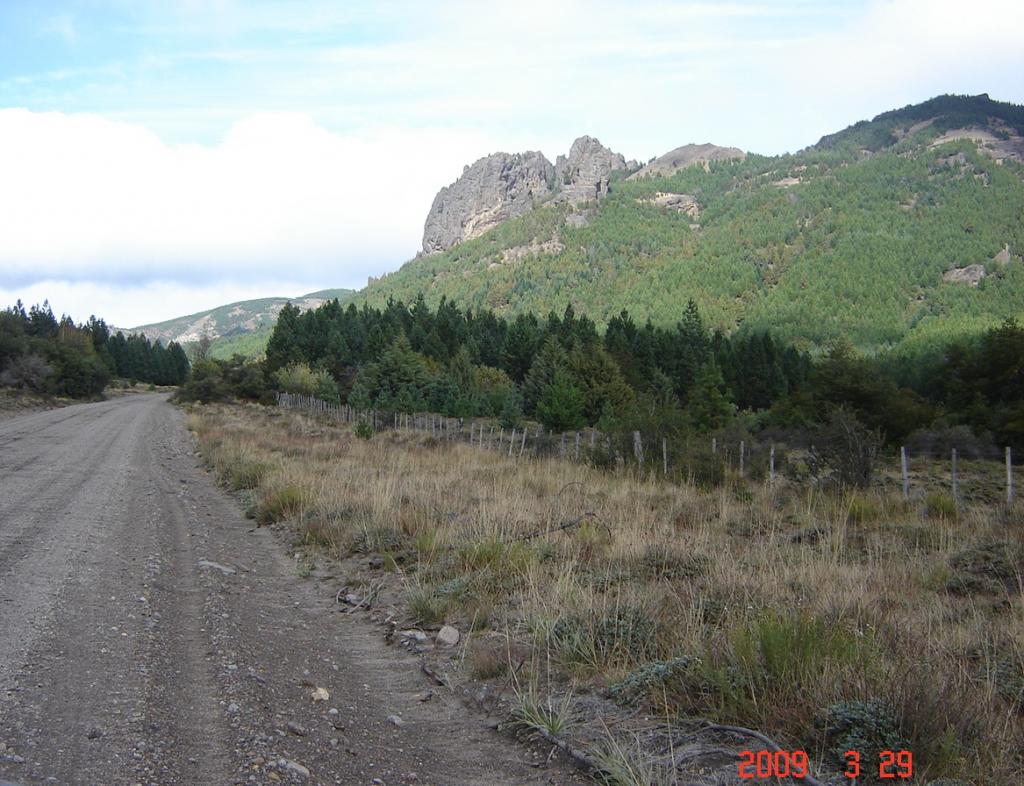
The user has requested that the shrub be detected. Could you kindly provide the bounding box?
[257,484,307,524]
[636,544,710,580]
[406,584,450,627]
[273,362,339,404]
[949,541,1020,580]
[906,425,997,460]
[229,460,269,490]
[925,492,959,520]
[822,699,906,782]
[680,612,883,736]
[0,353,52,391]
[608,657,695,706]
[811,407,883,488]
[550,605,660,671]
[353,420,374,440]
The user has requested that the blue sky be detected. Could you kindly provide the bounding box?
[1,0,1022,326]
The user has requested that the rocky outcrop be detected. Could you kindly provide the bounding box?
[422,136,630,253]
[943,264,987,286]
[636,192,700,217]
[421,152,555,254]
[554,136,626,204]
[629,143,745,179]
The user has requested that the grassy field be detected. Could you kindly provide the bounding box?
[187,402,1023,784]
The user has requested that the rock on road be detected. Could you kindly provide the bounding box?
[0,395,582,786]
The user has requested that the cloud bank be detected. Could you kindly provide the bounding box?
[0,109,534,282]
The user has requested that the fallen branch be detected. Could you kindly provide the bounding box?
[420,661,451,689]
[515,512,597,542]
[531,726,600,773]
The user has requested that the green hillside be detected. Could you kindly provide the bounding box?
[361,94,1024,356]
[129,288,355,358]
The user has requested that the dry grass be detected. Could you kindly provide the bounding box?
[187,403,1024,783]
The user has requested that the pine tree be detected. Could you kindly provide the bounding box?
[688,361,734,432]
[535,369,585,432]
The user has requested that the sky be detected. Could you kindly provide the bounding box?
[0,0,1022,327]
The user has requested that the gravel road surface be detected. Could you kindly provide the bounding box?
[0,394,582,786]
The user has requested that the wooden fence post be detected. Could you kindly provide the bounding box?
[712,437,717,455]
[519,428,527,458]
[769,444,776,487]
[1008,447,1015,506]
[575,432,581,462]
[509,429,516,457]
[560,432,566,459]
[900,446,909,500]
[739,440,745,479]
[633,431,644,468]
[951,448,959,506]
[662,437,668,476]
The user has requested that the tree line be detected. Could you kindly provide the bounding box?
[0,301,189,398]
[181,295,1024,453]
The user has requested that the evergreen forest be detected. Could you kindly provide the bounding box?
[183,294,1024,458]
[0,301,190,398]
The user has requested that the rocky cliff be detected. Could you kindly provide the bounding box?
[422,136,629,253]
[554,135,627,203]
[421,151,555,254]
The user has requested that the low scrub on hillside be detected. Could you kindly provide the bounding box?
[188,403,1024,783]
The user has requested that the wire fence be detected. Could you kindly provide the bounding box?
[275,392,1017,504]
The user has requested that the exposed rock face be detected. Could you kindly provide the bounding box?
[636,192,700,217]
[421,136,629,253]
[499,237,565,265]
[554,136,626,204]
[943,264,987,286]
[629,143,745,179]
[421,151,555,254]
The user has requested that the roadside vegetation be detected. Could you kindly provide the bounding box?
[179,293,1024,458]
[0,300,189,399]
[188,402,1023,784]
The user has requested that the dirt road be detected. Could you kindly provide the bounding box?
[0,395,581,786]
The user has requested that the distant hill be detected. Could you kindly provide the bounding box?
[360,93,1024,356]
[128,288,355,358]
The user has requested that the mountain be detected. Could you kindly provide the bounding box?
[421,136,636,254]
[128,288,355,359]
[362,94,1024,356]
[628,143,745,179]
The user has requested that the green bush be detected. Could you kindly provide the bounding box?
[550,605,660,670]
[257,485,307,524]
[229,461,269,491]
[406,584,450,626]
[608,656,695,705]
[822,699,906,783]
[925,492,959,520]
[353,420,374,440]
[273,362,339,404]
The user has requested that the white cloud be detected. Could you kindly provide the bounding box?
[0,279,327,330]
[0,109,560,299]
